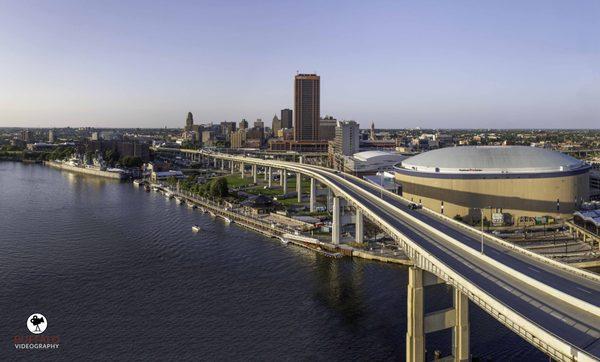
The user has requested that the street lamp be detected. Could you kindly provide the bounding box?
[480,206,491,254]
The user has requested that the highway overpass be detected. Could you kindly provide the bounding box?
[158,148,600,362]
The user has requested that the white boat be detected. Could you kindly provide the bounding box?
[192,225,201,232]
[187,203,197,209]
[175,197,184,205]
[223,216,232,224]
[165,192,173,199]
[133,179,143,187]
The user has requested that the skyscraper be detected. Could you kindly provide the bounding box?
[272,115,282,135]
[239,119,248,130]
[294,74,320,141]
[185,112,194,131]
[281,108,292,129]
[334,120,360,156]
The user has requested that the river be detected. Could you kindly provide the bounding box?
[0,162,546,360]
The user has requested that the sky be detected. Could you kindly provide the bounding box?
[1,0,599,129]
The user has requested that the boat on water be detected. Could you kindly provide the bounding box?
[223,216,233,224]
[175,197,184,205]
[133,179,144,187]
[144,185,151,192]
[187,203,197,209]
[165,192,174,199]
[191,225,201,232]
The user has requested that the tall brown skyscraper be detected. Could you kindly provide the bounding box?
[294,74,320,141]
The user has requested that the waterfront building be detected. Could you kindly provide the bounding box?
[294,73,320,141]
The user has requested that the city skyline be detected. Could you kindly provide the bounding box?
[1,0,599,129]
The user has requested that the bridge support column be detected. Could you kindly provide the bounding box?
[213,158,217,168]
[332,196,340,245]
[231,161,235,174]
[282,171,288,194]
[453,289,469,362]
[268,167,272,188]
[279,169,284,186]
[263,167,268,181]
[253,165,258,184]
[355,208,364,243]
[221,159,225,170]
[406,267,470,362]
[406,267,425,362]
[310,178,316,212]
[240,162,245,177]
[296,173,302,202]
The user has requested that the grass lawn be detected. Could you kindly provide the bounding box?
[224,175,254,188]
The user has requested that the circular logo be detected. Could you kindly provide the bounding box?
[27,313,47,334]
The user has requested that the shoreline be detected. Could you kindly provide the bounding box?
[150,183,412,266]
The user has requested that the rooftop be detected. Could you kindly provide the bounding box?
[399,146,588,175]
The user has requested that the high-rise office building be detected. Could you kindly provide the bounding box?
[272,115,282,135]
[319,116,337,141]
[48,130,55,143]
[239,119,249,130]
[334,120,360,156]
[294,74,320,141]
[281,108,293,129]
[254,119,264,129]
[185,112,194,131]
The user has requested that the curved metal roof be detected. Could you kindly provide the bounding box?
[353,150,404,162]
[399,146,587,175]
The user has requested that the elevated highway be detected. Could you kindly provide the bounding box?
[159,148,600,361]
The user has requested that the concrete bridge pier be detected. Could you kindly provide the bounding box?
[221,159,225,170]
[279,170,284,186]
[355,208,364,243]
[230,161,235,174]
[268,167,272,188]
[252,165,258,184]
[282,171,288,194]
[406,267,470,362]
[213,158,217,168]
[296,173,302,202]
[240,162,245,177]
[310,178,316,212]
[332,196,341,245]
[263,166,268,181]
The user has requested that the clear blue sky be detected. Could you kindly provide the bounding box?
[1,0,599,128]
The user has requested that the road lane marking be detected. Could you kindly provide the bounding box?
[576,287,592,294]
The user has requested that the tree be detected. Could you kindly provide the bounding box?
[209,177,228,198]
[120,156,143,168]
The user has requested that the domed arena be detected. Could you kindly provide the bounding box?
[394,146,590,224]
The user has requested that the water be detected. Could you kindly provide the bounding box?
[0,162,546,360]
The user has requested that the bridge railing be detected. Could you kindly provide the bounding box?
[195,152,598,361]
[327,165,600,283]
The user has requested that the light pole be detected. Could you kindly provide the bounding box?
[480,206,490,254]
[379,169,384,199]
[480,209,484,254]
